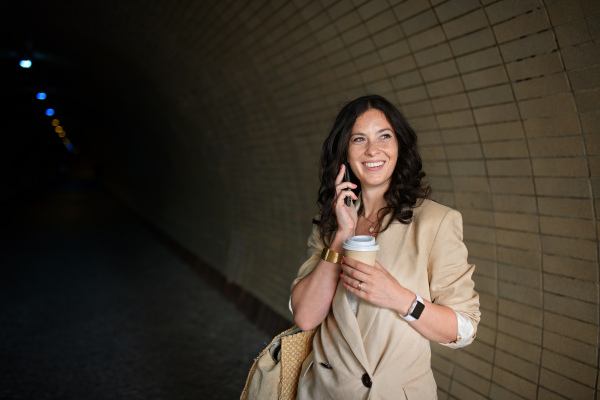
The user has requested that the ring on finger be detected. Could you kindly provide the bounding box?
[358,281,363,291]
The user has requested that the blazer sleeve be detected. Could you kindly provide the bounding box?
[427,208,481,335]
[290,222,327,294]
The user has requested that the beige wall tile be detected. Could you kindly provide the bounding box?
[499,298,543,326]
[544,312,598,344]
[478,121,525,142]
[539,368,595,399]
[495,331,542,360]
[523,114,581,137]
[486,159,532,176]
[499,30,557,62]
[543,254,598,281]
[540,216,596,239]
[456,46,503,74]
[556,20,593,47]
[492,193,538,213]
[493,7,550,44]
[461,208,495,226]
[544,291,599,323]
[462,65,509,91]
[561,41,600,70]
[547,0,585,26]
[450,28,496,56]
[532,157,589,177]
[575,88,600,113]
[541,235,597,261]
[431,93,470,113]
[437,109,475,128]
[441,126,480,144]
[401,9,437,36]
[499,263,541,289]
[543,331,597,366]
[497,229,540,251]
[505,52,564,82]
[544,273,597,302]
[452,365,492,396]
[427,76,465,96]
[489,177,536,195]
[485,0,541,25]
[442,9,488,39]
[512,73,570,101]
[474,103,520,125]
[482,140,529,159]
[445,143,483,160]
[408,26,446,52]
[454,176,490,192]
[421,59,459,82]
[492,367,538,399]
[396,85,429,104]
[392,0,431,21]
[494,350,539,382]
[519,93,576,119]
[569,65,600,91]
[542,349,597,387]
[538,197,593,219]
[455,191,493,209]
[469,84,514,107]
[498,246,541,270]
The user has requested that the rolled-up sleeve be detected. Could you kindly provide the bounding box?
[290,222,328,295]
[428,209,480,346]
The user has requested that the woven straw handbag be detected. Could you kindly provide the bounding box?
[240,325,317,400]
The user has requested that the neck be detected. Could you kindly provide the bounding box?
[360,184,389,218]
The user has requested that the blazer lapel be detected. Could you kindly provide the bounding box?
[355,214,412,342]
[332,281,372,373]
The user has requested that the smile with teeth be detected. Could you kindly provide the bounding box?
[364,161,384,167]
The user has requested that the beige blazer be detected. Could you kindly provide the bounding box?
[291,199,480,400]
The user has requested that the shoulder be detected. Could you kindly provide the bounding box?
[412,199,459,222]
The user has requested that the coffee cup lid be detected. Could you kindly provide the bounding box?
[342,235,379,251]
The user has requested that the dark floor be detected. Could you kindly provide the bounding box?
[0,181,270,400]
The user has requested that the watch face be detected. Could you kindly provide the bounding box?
[411,301,425,320]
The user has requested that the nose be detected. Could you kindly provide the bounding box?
[365,140,379,156]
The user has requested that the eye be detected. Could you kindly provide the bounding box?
[352,136,365,142]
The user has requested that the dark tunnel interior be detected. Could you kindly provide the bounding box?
[2,0,600,399]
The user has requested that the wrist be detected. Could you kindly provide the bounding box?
[331,229,354,252]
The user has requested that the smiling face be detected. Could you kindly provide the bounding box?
[347,108,399,191]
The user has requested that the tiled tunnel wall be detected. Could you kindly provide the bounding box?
[22,0,600,398]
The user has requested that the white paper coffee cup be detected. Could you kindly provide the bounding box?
[342,235,379,266]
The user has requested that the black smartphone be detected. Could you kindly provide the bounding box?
[344,161,352,207]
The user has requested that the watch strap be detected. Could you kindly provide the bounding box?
[399,293,424,322]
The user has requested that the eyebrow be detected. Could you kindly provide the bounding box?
[350,128,393,136]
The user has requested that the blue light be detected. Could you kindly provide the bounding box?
[19,60,32,68]
[65,142,74,152]
[45,108,55,116]
[37,92,47,100]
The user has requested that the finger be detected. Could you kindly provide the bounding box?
[343,282,365,296]
[336,189,358,207]
[334,164,345,186]
[342,257,372,273]
[341,268,370,284]
[335,181,357,193]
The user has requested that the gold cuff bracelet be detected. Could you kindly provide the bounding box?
[321,248,343,264]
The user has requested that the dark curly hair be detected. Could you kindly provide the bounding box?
[314,94,431,240]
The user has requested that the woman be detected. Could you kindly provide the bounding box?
[290,95,480,399]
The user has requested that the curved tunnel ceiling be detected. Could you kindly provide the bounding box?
[3,0,600,398]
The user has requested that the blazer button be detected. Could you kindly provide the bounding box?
[362,373,372,388]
